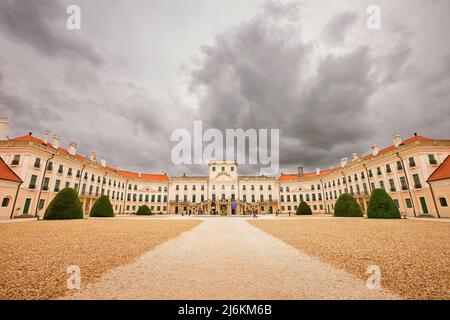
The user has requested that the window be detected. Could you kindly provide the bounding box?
[43,177,50,191]
[380,180,385,190]
[231,167,235,172]
[400,177,408,190]
[389,179,396,192]
[428,154,437,165]
[386,164,392,174]
[377,167,382,176]
[412,174,422,189]
[368,170,373,178]
[2,197,10,207]
[405,198,413,209]
[221,167,225,172]
[439,198,448,207]
[38,199,45,210]
[58,165,64,174]
[409,157,416,168]
[212,167,216,172]
[34,158,41,168]
[67,168,72,176]
[11,155,20,165]
[84,172,88,180]
[29,175,37,189]
[47,161,53,171]
[397,161,403,171]
[54,180,61,192]
[76,170,80,178]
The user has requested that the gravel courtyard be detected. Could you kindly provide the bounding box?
[250,218,450,300]
[66,218,397,300]
[0,219,200,299]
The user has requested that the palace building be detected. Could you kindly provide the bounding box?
[0,117,449,219]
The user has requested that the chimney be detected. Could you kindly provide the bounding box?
[352,153,359,161]
[0,117,11,140]
[43,131,50,144]
[340,158,348,168]
[68,141,77,156]
[100,156,107,167]
[371,144,379,156]
[297,164,304,177]
[89,152,97,162]
[393,134,402,148]
[51,135,60,149]
[316,168,321,176]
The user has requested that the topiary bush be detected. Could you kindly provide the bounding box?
[367,189,401,219]
[334,193,364,217]
[136,205,152,216]
[44,188,83,220]
[90,196,114,217]
[296,201,312,215]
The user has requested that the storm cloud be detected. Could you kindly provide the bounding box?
[0,0,449,176]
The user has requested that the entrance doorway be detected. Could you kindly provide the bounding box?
[420,197,429,215]
[23,198,31,214]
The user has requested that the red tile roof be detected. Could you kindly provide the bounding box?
[279,135,431,181]
[427,156,450,182]
[11,135,168,182]
[0,157,22,183]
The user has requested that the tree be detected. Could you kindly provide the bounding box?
[334,193,364,217]
[90,196,114,217]
[136,205,152,216]
[296,201,312,215]
[44,188,83,220]
[367,189,401,219]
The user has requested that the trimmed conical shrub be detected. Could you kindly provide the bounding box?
[367,189,401,219]
[296,201,313,215]
[90,196,114,217]
[136,205,152,216]
[334,193,364,217]
[44,188,83,220]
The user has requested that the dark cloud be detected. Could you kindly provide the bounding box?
[0,0,449,176]
[0,0,103,65]
[190,3,377,172]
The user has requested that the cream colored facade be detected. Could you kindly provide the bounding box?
[0,117,450,219]
[279,136,450,218]
[169,161,279,215]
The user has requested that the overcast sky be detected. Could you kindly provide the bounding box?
[1,0,449,176]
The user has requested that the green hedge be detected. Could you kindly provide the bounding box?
[44,188,83,220]
[136,205,152,216]
[334,193,364,217]
[367,189,401,219]
[296,201,312,215]
[90,196,114,217]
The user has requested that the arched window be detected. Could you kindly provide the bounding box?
[439,197,448,207]
[2,197,11,207]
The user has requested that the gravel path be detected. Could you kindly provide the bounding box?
[66,218,398,300]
